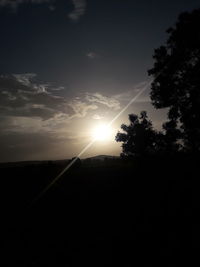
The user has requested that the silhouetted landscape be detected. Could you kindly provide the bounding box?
[1,154,198,265]
[1,1,200,266]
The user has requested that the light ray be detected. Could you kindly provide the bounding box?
[108,80,152,127]
[31,79,152,205]
[31,138,97,205]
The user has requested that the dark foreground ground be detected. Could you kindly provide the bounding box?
[0,155,199,266]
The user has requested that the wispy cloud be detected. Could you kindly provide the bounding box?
[86,92,121,110]
[0,75,150,125]
[92,114,103,120]
[0,0,87,22]
[86,51,99,59]
[0,0,53,10]
[13,73,37,86]
[68,0,86,22]
[0,74,69,120]
[68,99,98,118]
[0,73,102,123]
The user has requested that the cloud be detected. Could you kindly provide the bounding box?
[68,0,86,22]
[0,74,100,121]
[68,99,98,118]
[86,52,99,59]
[0,0,87,21]
[0,0,53,10]
[0,73,126,162]
[13,73,37,86]
[2,75,150,127]
[92,114,103,120]
[86,92,121,110]
[0,74,70,120]
[48,4,55,11]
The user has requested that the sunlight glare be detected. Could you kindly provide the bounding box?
[92,124,112,141]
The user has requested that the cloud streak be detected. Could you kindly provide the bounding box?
[68,0,86,22]
[0,0,87,22]
[0,75,151,127]
[68,99,98,118]
[86,92,121,110]
[0,0,53,10]
[86,52,99,59]
[1,74,120,125]
[92,114,103,120]
[0,74,69,120]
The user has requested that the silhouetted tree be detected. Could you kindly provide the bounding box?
[115,111,157,157]
[154,120,182,154]
[148,9,200,153]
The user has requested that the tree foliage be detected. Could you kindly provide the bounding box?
[148,9,200,152]
[115,111,157,157]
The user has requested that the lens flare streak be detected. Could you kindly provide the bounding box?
[31,79,152,205]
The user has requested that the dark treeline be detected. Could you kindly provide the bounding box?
[116,9,200,158]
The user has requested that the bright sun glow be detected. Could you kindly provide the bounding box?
[92,124,112,141]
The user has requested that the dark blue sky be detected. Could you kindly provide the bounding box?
[1,0,199,91]
[0,0,199,161]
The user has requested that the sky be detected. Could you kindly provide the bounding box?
[0,0,199,162]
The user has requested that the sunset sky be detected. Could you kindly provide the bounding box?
[0,0,199,162]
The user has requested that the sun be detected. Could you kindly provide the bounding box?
[92,124,112,141]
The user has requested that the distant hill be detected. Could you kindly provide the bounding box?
[0,155,119,168]
[0,159,69,169]
[84,155,119,161]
